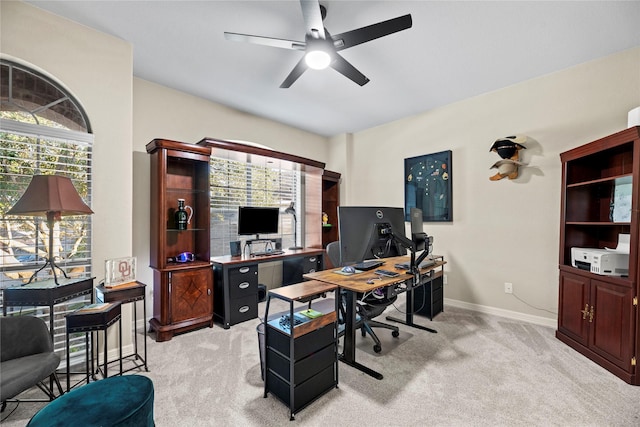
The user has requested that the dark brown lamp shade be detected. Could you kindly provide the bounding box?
[7,175,93,217]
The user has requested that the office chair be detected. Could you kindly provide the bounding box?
[326,241,399,353]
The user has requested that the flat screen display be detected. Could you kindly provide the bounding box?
[238,206,279,236]
[338,206,407,265]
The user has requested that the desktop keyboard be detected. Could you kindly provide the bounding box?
[353,260,384,271]
[253,250,285,257]
[374,269,400,278]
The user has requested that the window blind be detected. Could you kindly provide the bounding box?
[209,151,301,256]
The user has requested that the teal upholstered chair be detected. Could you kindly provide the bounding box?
[27,375,154,427]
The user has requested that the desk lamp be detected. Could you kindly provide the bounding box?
[284,202,303,250]
[7,175,94,285]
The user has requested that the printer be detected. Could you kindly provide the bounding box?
[571,247,629,276]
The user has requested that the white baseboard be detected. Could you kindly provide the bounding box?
[444,298,557,328]
[97,343,135,365]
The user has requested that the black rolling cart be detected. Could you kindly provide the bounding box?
[263,280,338,421]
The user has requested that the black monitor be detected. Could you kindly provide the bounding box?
[337,206,408,265]
[237,206,279,239]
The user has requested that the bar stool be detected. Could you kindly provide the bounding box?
[65,301,122,391]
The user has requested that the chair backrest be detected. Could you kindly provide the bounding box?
[0,316,53,362]
[326,241,342,268]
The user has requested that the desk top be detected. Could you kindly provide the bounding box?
[268,280,337,302]
[211,247,324,266]
[304,256,446,293]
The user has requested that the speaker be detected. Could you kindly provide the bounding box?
[230,241,241,257]
[274,238,282,250]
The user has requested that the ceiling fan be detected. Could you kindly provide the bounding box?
[224,0,412,88]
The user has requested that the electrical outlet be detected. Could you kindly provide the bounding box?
[443,274,448,285]
[504,282,513,294]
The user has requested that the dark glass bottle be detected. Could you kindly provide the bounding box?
[175,199,188,230]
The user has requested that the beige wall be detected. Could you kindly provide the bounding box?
[327,47,640,325]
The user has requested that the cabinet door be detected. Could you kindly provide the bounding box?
[589,279,634,370]
[170,268,213,324]
[558,271,590,345]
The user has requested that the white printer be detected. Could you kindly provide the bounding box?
[571,247,629,276]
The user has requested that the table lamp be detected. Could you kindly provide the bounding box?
[7,175,94,285]
[284,202,303,250]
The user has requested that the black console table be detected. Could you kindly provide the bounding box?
[211,248,324,329]
[95,281,149,373]
[3,277,95,342]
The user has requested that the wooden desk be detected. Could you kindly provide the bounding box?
[211,248,324,329]
[304,256,446,379]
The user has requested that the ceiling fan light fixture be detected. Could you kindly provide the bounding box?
[305,50,331,70]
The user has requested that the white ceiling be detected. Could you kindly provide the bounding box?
[25,1,640,137]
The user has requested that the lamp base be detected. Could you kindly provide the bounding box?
[25,258,68,286]
[289,246,303,250]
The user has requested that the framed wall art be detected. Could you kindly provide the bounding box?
[404,150,452,222]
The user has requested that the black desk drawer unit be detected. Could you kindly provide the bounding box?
[214,263,259,327]
[267,341,335,384]
[266,321,334,359]
[282,255,322,286]
[412,275,444,320]
[263,281,338,421]
[266,365,336,413]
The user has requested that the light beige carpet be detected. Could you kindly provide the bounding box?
[3,302,640,426]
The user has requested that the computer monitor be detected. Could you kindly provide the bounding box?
[337,206,409,265]
[237,206,279,239]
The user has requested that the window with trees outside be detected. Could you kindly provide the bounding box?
[209,147,301,257]
[0,59,93,363]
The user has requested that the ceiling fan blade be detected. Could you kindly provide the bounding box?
[332,14,412,51]
[330,53,370,86]
[299,0,326,39]
[224,32,305,50]
[280,57,308,88]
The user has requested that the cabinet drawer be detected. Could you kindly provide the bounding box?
[229,295,258,325]
[267,364,336,413]
[267,343,335,384]
[228,265,258,298]
[267,323,334,360]
[301,255,321,273]
[282,255,323,286]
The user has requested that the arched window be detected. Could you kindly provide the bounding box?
[0,59,93,357]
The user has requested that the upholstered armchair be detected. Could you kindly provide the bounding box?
[0,315,63,411]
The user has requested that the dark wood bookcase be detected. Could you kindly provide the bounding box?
[321,170,340,249]
[557,126,640,384]
[146,139,214,342]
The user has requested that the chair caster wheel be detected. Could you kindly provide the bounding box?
[373,344,382,353]
[392,330,399,338]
